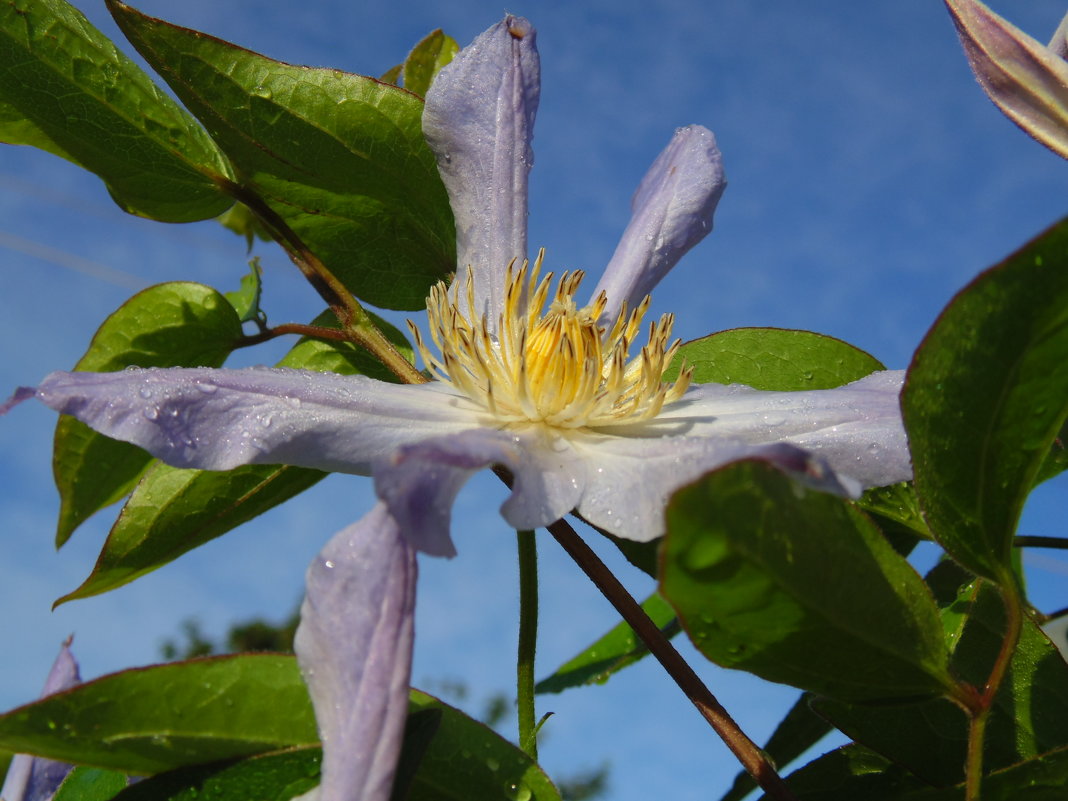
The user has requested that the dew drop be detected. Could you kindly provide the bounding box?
[196,382,218,395]
[324,560,335,569]
[250,436,268,451]
[143,406,160,421]
[485,758,499,772]
[284,396,302,409]
[260,413,274,428]
[138,387,153,400]
[251,85,273,99]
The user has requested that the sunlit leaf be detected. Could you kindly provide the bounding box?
[53,283,242,546]
[662,461,952,701]
[0,655,316,773]
[108,0,455,310]
[0,0,232,221]
[903,217,1068,581]
[535,593,678,694]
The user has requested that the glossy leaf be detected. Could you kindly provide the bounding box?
[0,655,317,774]
[768,744,928,801]
[56,462,326,605]
[0,0,232,221]
[812,581,1068,786]
[57,311,413,603]
[108,0,455,310]
[720,693,833,801]
[903,217,1068,581]
[54,766,128,801]
[535,593,678,695]
[111,748,321,801]
[666,327,884,389]
[400,690,561,801]
[53,283,242,546]
[400,29,459,97]
[224,260,264,324]
[662,460,952,702]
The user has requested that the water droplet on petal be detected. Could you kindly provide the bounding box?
[138,386,153,399]
[196,382,218,395]
[324,560,335,569]
[250,436,268,451]
[143,406,160,421]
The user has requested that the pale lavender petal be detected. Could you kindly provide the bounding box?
[626,370,911,490]
[1,640,81,801]
[945,0,1068,160]
[423,17,540,325]
[33,367,484,473]
[294,504,416,801]
[375,427,585,554]
[572,433,851,541]
[1049,11,1068,60]
[590,125,726,319]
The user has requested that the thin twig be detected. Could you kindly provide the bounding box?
[545,517,797,801]
[219,183,426,384]
[234,322,352,348]
[1013,535,1068,549]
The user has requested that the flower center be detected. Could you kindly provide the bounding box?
[411,250,692,429]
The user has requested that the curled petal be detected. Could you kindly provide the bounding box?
[1049,11,1068,60]
[590,125,726,319]
[1,640,81,801]
[33,368,483,473]
[423,17,540,326]
[374,427,585,555]
[945,0,1068,159]
[294,504,417,801]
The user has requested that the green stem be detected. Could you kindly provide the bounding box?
[516,529,539,759]
[964,579,1024,801]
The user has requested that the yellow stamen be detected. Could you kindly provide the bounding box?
[411,250,692,429]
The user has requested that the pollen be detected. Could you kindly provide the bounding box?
[410,250,693,429]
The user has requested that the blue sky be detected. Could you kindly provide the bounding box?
[1,2,1066,799]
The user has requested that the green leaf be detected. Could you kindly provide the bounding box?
[112,748,321,801]
[109,690,562,801]
[667,327,885,389]
[854,482,930,544]
[812,581,1068,787]
[216,203,272,251]
[903,217,1068,581]
[768,744,929,801]
[53,282,242,546]
[0,0,232,221]
[0,655,317,773]
[400,690,561,801]
[57,310,412,604]
[223,260,263,323]
[400,29,459,97]
[108,0,455,310]
[661,460,952,702]
[719,693,833,801]
[535,592,678,695]
[56,461,325,605]
[54,766,128,801]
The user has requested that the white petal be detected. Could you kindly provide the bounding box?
[590,125,726,319]
[625,370,911,490]
[374,425,585,553]
[294,504,417,801]
[35,368,485,473]
[423,17,540,325]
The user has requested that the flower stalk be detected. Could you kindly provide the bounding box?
[516,529,539,759]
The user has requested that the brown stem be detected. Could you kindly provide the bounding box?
[964,579,1024,801]
[234,323,353,348]
[1013,535,1068,549]
[545,517,797,801]
[220,182,426,385]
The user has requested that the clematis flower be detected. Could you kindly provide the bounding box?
[1,640,80,801]
[944,0,1068,160]
[5,16,911,801]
